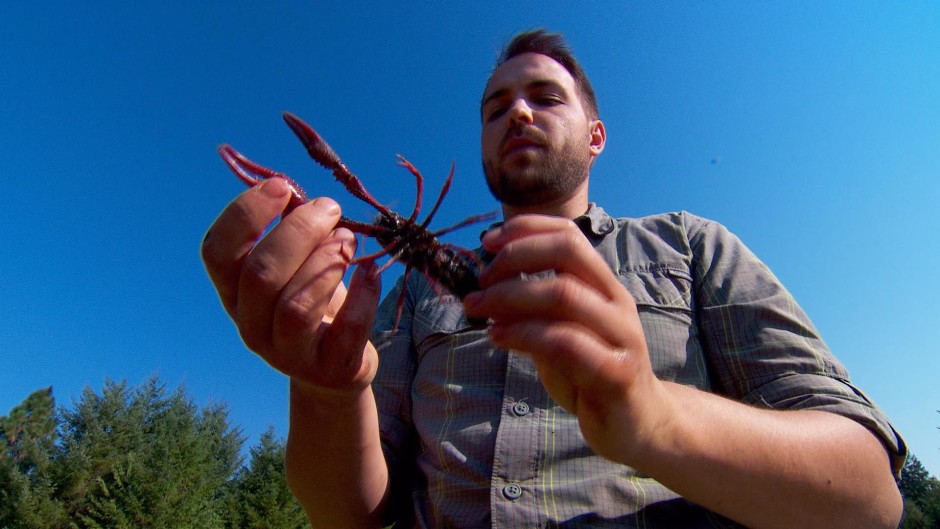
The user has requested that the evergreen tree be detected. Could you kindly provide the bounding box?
[901,500,932,529]
[900,455,935,506]
[0,387,67,528]
[899,454,940,529]
[55,378,244,528]
[227,428,309,529]
[0,380,320,528]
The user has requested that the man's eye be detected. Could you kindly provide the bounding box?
[486,107,506,121]
[537,95,563,106]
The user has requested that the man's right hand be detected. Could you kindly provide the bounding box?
[201,177,382,395]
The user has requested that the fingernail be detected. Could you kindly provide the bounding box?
[260,178,289,197]
[310,197,341,215]
[481,229,501,253]
[482,226,501,242]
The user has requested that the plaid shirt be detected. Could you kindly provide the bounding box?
[371,205,905,528]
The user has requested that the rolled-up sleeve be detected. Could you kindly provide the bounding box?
[686,213,906,476]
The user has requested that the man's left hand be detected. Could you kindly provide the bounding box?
[463,214,675,463]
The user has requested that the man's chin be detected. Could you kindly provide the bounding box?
[503,145,543,160]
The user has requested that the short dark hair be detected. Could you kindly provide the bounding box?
[489,29,599,120]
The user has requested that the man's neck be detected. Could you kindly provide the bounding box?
[501,186,590,221]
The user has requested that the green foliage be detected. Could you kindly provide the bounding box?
[899,454,940,529]
[224,428,309,529]
[900,455,935,505]
[0,379,310,528]
[0,387,67,528]
[55,378,244,528]
[902,498,931,529]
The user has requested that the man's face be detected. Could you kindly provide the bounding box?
[480,52,601,207]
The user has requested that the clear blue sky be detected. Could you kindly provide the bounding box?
[2,3,938,476]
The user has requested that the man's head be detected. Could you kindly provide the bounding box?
[485,29,599,121]
[480,30,605,214]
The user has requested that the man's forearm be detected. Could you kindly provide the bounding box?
[634,383,902,529]
[285,380,389,529]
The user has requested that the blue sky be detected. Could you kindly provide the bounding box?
[2,3,938,476]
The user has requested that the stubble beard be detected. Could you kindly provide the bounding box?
[483,139,591,207]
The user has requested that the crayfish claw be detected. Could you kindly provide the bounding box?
[217,143,309,212]
[220,112,494,330]
[282,112,343,170]
[282,112,391,216]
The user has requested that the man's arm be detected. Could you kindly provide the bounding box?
[286,381,389,528]
[463,215,902,529]
[283,265,390,528]
[640,382,901,528]
[201,179,389,528]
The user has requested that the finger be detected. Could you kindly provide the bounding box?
[202,178,293,317]
[488,320,618,401]
[481,226,623,301]
[481,214,574,251]
[268,228,357,367]
[322,260,382,357]
[464,273,638,347]
[312,260,383,385]
[235,197,342,354]
[495,318,647,389]
[323,273,349,324]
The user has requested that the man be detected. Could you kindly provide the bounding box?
[203,30,905,528]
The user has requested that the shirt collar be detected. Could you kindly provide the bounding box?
[573,203,615,237]
[480,203,614,243]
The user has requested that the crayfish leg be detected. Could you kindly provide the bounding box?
[396,155,424,223]
[432,211,499,238]
[391,267,412,332]
[420,162,455,229]
[350,245,395,266]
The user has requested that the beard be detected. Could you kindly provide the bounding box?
[483,131,592,207]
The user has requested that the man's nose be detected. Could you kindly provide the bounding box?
[508,98,534,125]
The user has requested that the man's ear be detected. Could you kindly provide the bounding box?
[589,119,606,157]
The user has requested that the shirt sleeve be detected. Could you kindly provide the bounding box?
[684,212,907,477]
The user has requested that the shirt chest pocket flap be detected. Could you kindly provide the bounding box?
[617,265,693,312]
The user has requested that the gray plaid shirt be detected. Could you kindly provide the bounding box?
[371,205,905,528]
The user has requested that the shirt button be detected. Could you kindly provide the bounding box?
[511,401,530,416]
[502,483,523,500]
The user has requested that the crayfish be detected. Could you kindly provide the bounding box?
[218,112,496,327]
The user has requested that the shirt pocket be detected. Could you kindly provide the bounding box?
[618,265,693,311]
[617,265,708,386]
[410,295,484,358]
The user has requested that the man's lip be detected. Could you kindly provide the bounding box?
[501,138,541,155]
